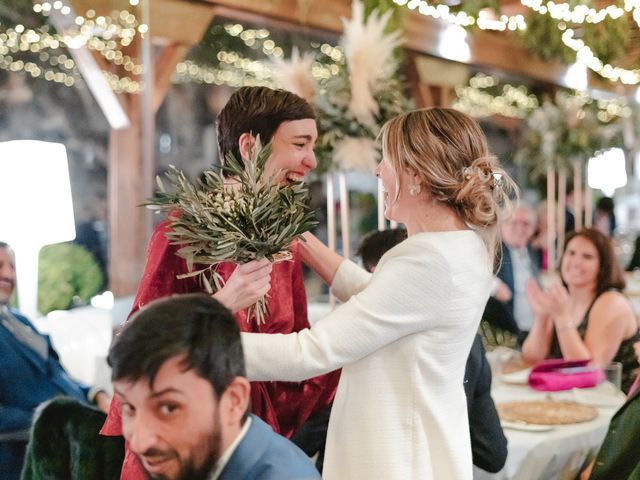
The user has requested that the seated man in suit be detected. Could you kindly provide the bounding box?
[0,241,110,480]
[108,293,320,480]
[493,203,540,343]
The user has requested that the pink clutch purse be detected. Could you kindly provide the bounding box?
[528,358,605,391]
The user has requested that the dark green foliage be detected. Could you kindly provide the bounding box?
[21,397,124,480]
[521,1,634,66]
[520,12,575,63]
[37,242,104,315]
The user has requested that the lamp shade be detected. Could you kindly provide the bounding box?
[588,148,627,197]
[0,140,76,247]
[0,140,76,318]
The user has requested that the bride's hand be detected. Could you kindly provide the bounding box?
[213,259,272,313]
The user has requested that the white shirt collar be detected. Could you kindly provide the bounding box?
[209,415,252,480]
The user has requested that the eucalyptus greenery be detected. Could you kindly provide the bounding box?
[146,141,318,324]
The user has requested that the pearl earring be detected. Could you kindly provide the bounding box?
[409,184,421,196]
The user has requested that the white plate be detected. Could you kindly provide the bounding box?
[500,368,532,385]
[501,420,555,432]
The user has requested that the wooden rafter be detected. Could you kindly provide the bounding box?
[66,0,216,296]
[152,44,190,114]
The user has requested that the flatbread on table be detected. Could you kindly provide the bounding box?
[497,400,598,425]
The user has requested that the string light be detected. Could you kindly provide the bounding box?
[523,0,640,84]
[520,0,631,25]
[0,4,143,89]
[395,0,640,30]
[171,25,343,89]
[596,97,633,122]
[173,53,342,88]
[0,51,78,86]
[393,0,640,85]
[103,70,142,93]
[562,29,640,84]
[174,59,272,87]
[453,74,539,118]
[0,12,346,92]
[454,73,632,121]
[392,0,526,31]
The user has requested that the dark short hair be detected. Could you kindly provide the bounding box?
[108,294,245,398]
[216,86,315,163]
[596,196,615,213]
[560,228,625,295]
[356,228,408,273]
[0,241,10,250]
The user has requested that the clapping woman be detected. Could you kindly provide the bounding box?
[241,108,516,479]
[522,228,640,392]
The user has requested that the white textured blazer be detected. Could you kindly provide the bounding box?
[242,231,492,479]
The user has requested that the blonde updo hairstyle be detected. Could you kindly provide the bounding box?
[379,107,517,262]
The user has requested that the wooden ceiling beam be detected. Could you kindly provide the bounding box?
[152,43,190,115]
[202,0,349,32]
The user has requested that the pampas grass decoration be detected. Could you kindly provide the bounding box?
[271,47,317,103]
[341,0,402,126]
[332,136,379,173]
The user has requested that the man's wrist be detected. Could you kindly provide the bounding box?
[87,385,111,404]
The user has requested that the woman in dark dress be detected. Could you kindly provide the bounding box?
[523,228,640,392]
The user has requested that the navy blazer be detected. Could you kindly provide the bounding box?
[220,414,320,480]
[496,244,540,321]
[0,308,89,480]
[464,335,508,473]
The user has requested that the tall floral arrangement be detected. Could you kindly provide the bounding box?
[516,91,622,179]
[273,0,412,176]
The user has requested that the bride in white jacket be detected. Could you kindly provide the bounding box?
[241,107,516,479]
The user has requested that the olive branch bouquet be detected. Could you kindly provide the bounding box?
[146,141,318,324]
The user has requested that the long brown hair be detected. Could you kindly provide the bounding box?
[560,228,625,295]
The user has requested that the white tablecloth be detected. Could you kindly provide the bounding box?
[475,382,626,480]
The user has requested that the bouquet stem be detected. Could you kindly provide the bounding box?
[248,296,269,325]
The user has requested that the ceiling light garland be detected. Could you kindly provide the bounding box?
[392,0,527,31]
[0,2,143,92]
[173,58,272,87]
[561,29,640,85]
[454,73,633,122]
[394,0,640,85]
[453,74,539,118]
[173,23,344,89]
[520,0,637,26]
[0,28,76,72]
[0,13,345,93]
[394,0,640,31]
[0,53,77,86]
[0,26,81,86]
